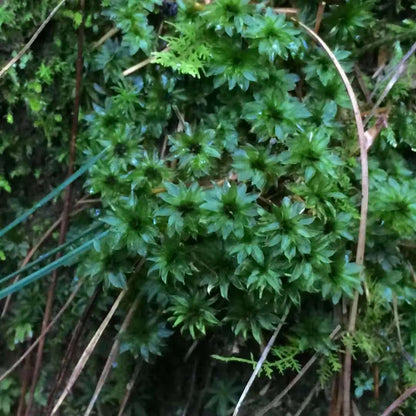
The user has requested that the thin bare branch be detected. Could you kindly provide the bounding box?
[25,2,87,412]
[0,280,82,383]
[182,359,198,416]
[194,362,213,415]
[273,8,299,15]
[45,284,102,415]
[354,64,372,104]
[329,371,343,416]
[123,56,153,76]
[233,309,289,416]
[314,2,326,34]
[16,356,32,416]
[184,340,198,363]
[408,261,416,285]
[364,114,389,151]
[116,360,143,416]
[92,27,120,50]
[294,381,320,416]
[172,105,186,131]
[291,18,368,416]
[1,202,88,415]
[373,365,380,400]
[75,198,101,205]
[255,325,341,416]
[380,386,416,416]
[83,294,141,416]
[392,294,403,348]
[122,47,169,76]
[364,42,416,127]
[0,0,67,80]
[160,135,169,159]
[51,289,126,415]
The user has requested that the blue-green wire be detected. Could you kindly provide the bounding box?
[0,223,104,286]
[0,149,107,239]
[0,230,108,300]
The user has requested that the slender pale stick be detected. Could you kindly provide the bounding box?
[51,289,126,415]
[233,309,289,416]
[83,294,141,416]
[0,0,67,79]
[255,325,341,416]
[0,280,82,383]
[291,18,368,416]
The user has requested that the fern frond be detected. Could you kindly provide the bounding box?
[152,22,211,78]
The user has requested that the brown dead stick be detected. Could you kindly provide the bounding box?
[290,18,368,416]
[83,293,141,416]
[16,355,32,416]
[294,381,320,416]
[1,217,61,318]
[352,401,362,416]
[0,280,83,384]
[380,386,416,416]
[273,8,299,15]
[365,41,416,127]
[3,202,89,416]
[255,325,341,416]
[314,2,326,34]
[182,358,199,416]
[0,0,67,79]
[354,64,372,105]
[373,365,379,400]
[44,284,102,415]
[122,47,169,76]
[92,27,120,50]
[116,360,143,416]
[25,2,87,414]
[233,309,289,416]
[51,289,127,415]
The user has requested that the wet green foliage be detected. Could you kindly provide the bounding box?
[1,0,416,415]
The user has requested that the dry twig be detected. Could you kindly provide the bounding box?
[25,3,87,413]
[365,42,416,127]
[92,27,120,50]
[122,47,169,76]
[380,386,416,416]
[352,401,362,416]
[182,359,198,416]
[255,325,341,416]
[291,18,368,416]
[116,360,143,416]
[233,309,289,416]
[354,64,373,105]
[392,294,403,348]
[314,2,326,34]
[51,289,126,415]
[1,218,61,319]
[373,365,379,400]
[0,0,67,80]
[45,284,102,414]
[83,293,141,416]
[0,280,82,384]
[50,246,141,415]
[294,381,320,416]
[273,8,299,15]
